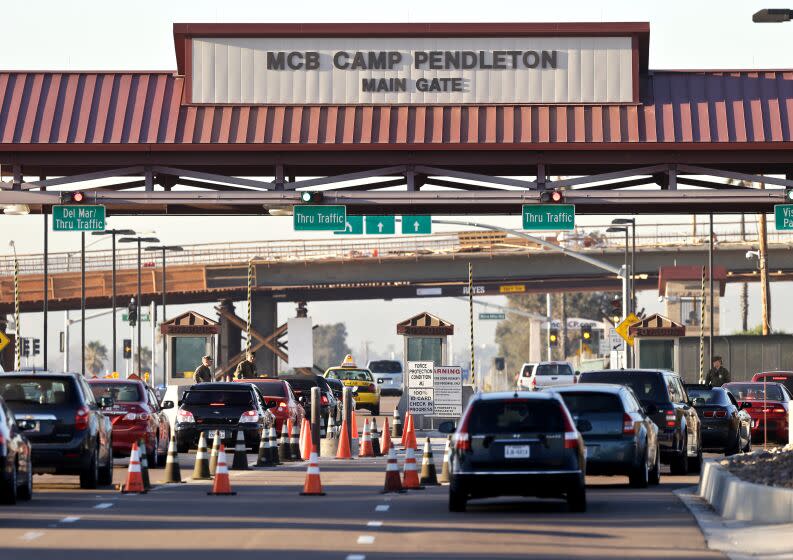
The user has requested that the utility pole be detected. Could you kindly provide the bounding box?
[546,293,552,361]
[758,182,772,335]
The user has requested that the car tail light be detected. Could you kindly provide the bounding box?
[703,410,714,418]
[714,410,727,418]
[773,407,786,414]
[122,412,150,422]
[321,395,329,405]
[562,406,579,449]
[665,409,676,427]
[75,406,90,431]
[529,377,536,390]
[454,406,473,452]
[278,401,288,409]
[177,409,195,423]
[239,410,260,423]
[623,413,636,435]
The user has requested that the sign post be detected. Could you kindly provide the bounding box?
[52,205,106,232]
[522,205,575,231]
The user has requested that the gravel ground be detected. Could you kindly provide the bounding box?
[720,444,793,489]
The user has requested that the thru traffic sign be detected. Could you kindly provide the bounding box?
[522,204,575,231]
[401,215,432,235]
[53,205,106,232]
[293,205,346,231]
[334,215,364,235]
[365,215,396,235]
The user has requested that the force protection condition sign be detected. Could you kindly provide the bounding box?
[407,361,434,415]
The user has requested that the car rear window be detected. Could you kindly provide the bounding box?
[368,361,402,374]
[326,369,373,382]
[535,364,573,376]
[468,399,565,434]
[89,382,142,403]
[251,382,286,398]
[183,390,253,407]
[282,379,316,392]
[687,388,727,405]
[558,392,623,414]
[578,371,667,404]
[726,383,785,402]
[754,374,793,395]
[0,378,78,405]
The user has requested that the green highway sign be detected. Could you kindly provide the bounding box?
[122,313,150,322]
[775,205,793,230]
[522,204,575,231]
[293,205,346,231]
[366,215,396,235]
[402,215,432,235]
[52,205,106,232]
[479,313,506,320]
[334,215,364,235]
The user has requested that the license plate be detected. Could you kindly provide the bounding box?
[207,430,225,439]
[504,445,530,459]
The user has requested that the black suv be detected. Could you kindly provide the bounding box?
[0,373,114,488]
[577,369,702,475]
[280,375,339,423]
[169,383,268,452]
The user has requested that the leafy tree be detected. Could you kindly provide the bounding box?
[84,341,108,376]
[313,323,352,371]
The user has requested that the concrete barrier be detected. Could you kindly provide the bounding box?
[698,459,793,523]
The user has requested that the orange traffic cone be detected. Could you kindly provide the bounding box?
[359,418,374,457]
[300,451,325,496]
[207,444,236,496]
[405,414,418,450]
[401,412,411,447]
[351,410,359,440]
[381,418,392,455]
[402,446,424,490]
[301,418,313,461]
[381,447,404,494]
[121,442,146,494]
[335,418,353,459]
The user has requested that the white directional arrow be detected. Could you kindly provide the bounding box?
[414,221,420,232]
[378,222,384,233]
[345,221,353,232]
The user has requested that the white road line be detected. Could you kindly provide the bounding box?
[345,555,366,560]
[59,516,80,523]
[374,505,389,512]
[93,503,114,509]
[357,535,375,545]
[366,521,383,527]
[19,531,44,541]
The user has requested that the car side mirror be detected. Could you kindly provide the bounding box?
[438,420,456,434]
[99,396,114,408]
[740,401,752,410]
[643,403,658,415]
[161,400,174,409]
[576,419,592,433]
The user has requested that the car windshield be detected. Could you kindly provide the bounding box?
[578,371,667,404]
[0,378,78,405]
[182,390,253,407]
[468,399,564,434]
[687,388,726,405]
[535,364,573,376]
[558,392,623,414]
[725,383,785,402]
[368,361,402,374]
[251,382,286,398]
[326,369,373,382]
[89,382,142,403]
[754,374,793,395]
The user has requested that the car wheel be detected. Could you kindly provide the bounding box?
[628,449,649,488]
[725,430,741,456]
[17,456,33,501]
[648,448,661,486]
[742,437,752,454]
[567,475,587,513]
[670,436,688,476]
[156,432,167,465]
[371,405,380,416]
[687,447,703,474]
[0,461,18,505]
[146,437,158,469]
[79,448,99,489]
[98,445,114,486]
[449,479,467,513]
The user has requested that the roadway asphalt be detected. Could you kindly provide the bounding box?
[0,397,723,560]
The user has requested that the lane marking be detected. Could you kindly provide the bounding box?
[59,516,80,523]
[375,505,389,512]
[367,521,383,527]
[94,503,114,509]
[357,535,375,544]
[345,555,366,560]
[19,531,44,541]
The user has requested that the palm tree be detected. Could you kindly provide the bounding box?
[84,341,108,376]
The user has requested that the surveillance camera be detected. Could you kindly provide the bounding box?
[658,296,664,303]
[746,250,760,260]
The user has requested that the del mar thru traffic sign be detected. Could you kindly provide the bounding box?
[53,205,106,232]
[293,205,346,231]
[775,205,793,230]
[522,204,575,231]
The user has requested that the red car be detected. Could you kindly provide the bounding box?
[752,372,793,396]
[724,382,792,444]
[88,379,171,466]
[234,379,305,432]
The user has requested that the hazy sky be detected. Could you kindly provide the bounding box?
[1,0,791,370]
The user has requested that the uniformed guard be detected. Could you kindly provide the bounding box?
[235,351,257,380]
[706,356,731,387]
[193,355,213,383]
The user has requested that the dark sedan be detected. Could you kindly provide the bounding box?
[0,395,32,504]
[686,385,752,455]
[550,384,660,487]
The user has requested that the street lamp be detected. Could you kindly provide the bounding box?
[119,235,159,376]
[145,245,183,386]
[753,9,793,22]
[607,225,631,367]
[612,218,636,314]
[92,229,136,374]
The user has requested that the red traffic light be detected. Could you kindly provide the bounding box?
[550,190,563,203]
[63,191,86,203]
[540,190,565,203]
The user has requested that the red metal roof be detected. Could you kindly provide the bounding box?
[1,70,793,148]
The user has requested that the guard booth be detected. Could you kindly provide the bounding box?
[629,314,687,372]
[397,312,454,368]
[160,311,219,385]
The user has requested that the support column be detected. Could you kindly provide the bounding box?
[216,299,241,369]
[251,292,278,375]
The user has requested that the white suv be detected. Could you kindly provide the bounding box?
[516,363,536,390]
[367,360,403,396]
[521,361,577,391]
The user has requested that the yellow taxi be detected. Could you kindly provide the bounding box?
[324,355,381,415]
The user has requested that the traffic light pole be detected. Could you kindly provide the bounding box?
[81,232,86,377]
[111,232,116,373]
[137,239,142,375]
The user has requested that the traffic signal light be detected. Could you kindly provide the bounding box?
[62,191,87,203]
[549,328,559,347]
[299,191,324,204]
[494,357,505,371]
[786,189,793,202]
[540,190,564,203]
[581,324,592,342]
[610,296,622,323]
[32,338,40,356]
[127,298,137,327]
[22,338,30,357]
[123,339,132,359]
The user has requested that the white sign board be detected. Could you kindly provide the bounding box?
[286,317,314,368]
[408,388,435,416]
[433,366,463,417]
[408,361,435,415]
[609,329,625,351]
[191,36,633,105]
